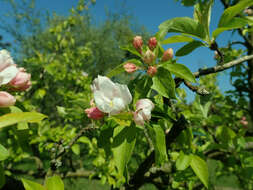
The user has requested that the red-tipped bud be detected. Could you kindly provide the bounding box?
[143,50,155,64]
[85,107,104,120]
[0,91,16,107]
[162,48,173,62]
[123,63,138,73]
[133,36,143,51]
[148,37,157,51]
[9,69,31,91]
[147,66,157,77]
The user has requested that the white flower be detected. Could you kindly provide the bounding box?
[0,50,19,85]
[91,75,132,115]
[133,99,154,126]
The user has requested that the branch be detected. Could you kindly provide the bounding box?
[125,115,188,190]
[193,54,253,78]
[50,125,98,171]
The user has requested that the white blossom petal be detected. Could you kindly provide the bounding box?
[0,65,19,85]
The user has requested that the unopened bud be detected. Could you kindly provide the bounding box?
[147,66,157,77]
[123,63,138,73]
[143,50,155,64]
[133,36,143,51]
[85,107,104,120]
[162,48,173,62]
[0,91,16,107]
[148,37,157,51]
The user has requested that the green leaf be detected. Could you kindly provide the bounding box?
[151,67,176,99]
[110,112,133,126]
[0,144,9,161]
[216,126,236,143]
[161,62,196,83]
[162,35,194,44]
[213,17,248,39]
[112,125,137,176]
[22,178,46,190]
[176,151,191,170]
[0,164,5,189]
[218,0,253,27]
[147,124,168,165]
[45,175,64,190]
[176,40,205,56]
[0,112,47,129]
[120,45,142,58]
[9,106,28,130]
[190,155,209,188]
[159,17,206,40]
[106,59,142,78]
[71,144,80,155]
[193,0,213,43]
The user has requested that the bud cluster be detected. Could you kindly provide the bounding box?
[123,36,174,77]
[0,50,31,107]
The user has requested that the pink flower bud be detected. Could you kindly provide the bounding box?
[240,116,248,126]
[133,36,143,51]
[133,99,154,126]
[123,63,138,73]
[143,50,155,64]
[0,91,16,107]
[85,107,104,120]
[9,70,31,90]
[148,37,157,51]
[162,48,173,62]
[147,66,157,77]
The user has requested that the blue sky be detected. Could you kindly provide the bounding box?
[0,0,244,101]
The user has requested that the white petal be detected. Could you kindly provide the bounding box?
[0,65,19,85]
[110,97,125,115]
[97,75,117,99]
[116,83,132,105]
[136,99,154,111]
[94,91,113,113]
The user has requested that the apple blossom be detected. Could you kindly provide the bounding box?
[148,37,157,51]
[123,63,138,73]
[0,50,19,85]
[0,49,15,71]
[9,69,31,90]
[133,99,154,126]
[162,48,173,62]
[85,107,104,120]
[91,75,132,115]
[0,91,16,107]
[143,50,155,64]
[147,66,157,77]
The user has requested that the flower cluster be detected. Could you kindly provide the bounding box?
[85,75,154,126]
[0,50,31,107]
[123,36,174,77]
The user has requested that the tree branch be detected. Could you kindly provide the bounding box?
[193,54,253,78]
[125,115,188,190]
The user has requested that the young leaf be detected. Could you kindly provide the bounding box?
[161,62,196,83]
[176,40,205,56]
[0,144,9,161]
[22,178,46,190]
[212,17,248,39]
[0,112,47,129]
[159,17,206,40]
[112,125,137,176]
[120,45,142,58]
[45,175,64,190]
[162,35,194,44]
[190,155,209,188]
[147,124,168,165]
[176,151,191,170]
[9,106,28,130]
[218,0,253,27]
[151,67,176,99]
